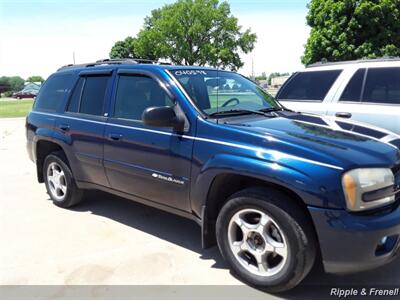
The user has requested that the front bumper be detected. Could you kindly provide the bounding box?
[308,204,400,274]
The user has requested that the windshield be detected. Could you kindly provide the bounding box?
[171,69,280,116]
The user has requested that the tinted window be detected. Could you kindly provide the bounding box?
[277,70,342,101]
[34,74,73,111]
[114,75,174,120]
[67,77,84,113]
[362,67,400,104]
[340,69,365,102]
[79,76,109,116]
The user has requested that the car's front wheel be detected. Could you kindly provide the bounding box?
[216,187,317,292]
[43,151,84,208]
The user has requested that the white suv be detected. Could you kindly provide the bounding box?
[276,58,400,135]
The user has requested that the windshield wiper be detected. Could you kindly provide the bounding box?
[259,107,294,113]
[208,109,275,118]
[259,107,283,113]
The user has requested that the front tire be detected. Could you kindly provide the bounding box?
[216,187,317,293]
[43,151,84,208]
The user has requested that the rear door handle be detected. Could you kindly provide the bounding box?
[58,124,70,131]
[335,112,352,119]
[109,133,122,141]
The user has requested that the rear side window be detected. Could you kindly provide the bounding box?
[66,76,110,116]
[277,70,342,101]
[80,76,109,115]
[34,74,73,111]
[67,77,84,113]
[340,69,365,102]
[362,67,400,105]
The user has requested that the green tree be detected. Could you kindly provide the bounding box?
[9,76,25,91]
[0,76,25,92]
[110,37,137,59]
[133,0,257,70]
[302,0,400,65]
[0,77,11,93]
[27,76,44,83]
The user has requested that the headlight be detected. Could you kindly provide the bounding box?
[342,168,395,212]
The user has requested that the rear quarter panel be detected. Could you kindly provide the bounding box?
[26,111,57,162]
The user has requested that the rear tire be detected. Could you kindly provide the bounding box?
[216,187,317,293]
[43,151,84,208]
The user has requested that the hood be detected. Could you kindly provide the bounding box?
[224,112,400,169]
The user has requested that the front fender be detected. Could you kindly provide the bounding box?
[191,153,329,216]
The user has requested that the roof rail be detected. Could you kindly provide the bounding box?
[58,58,163,70]
[95,58,157,65]
[306,57,400,68]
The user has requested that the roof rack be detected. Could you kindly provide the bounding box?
[306,57,400,68]
[58,58,170,70]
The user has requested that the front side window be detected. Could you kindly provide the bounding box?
[114,75,174,120]
[276,70,342,101]
[362,67,400,105]
[34,74,74,111]
[171,69,278,115]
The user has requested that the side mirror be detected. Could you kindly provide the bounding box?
[142,106,185,132]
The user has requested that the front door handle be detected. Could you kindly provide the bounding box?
[58,124,70,131]
[335,112,352,119]
[109,133,122,141]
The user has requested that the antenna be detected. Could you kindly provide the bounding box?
[72,52,76,64]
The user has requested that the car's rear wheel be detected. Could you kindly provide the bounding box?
[43,151,84,208]
[216,187,317,293]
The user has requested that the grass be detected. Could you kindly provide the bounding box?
[0,98,34,118]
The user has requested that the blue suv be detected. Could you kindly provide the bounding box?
[26,59,400,292]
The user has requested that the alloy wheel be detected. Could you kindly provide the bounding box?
[227,208,288,277]
[47,162,67,201]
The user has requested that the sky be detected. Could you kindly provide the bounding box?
[0,0,310,79]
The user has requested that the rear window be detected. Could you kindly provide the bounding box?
[34,74,74,111]
[277,70,342,101]
[362,67,400,105]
